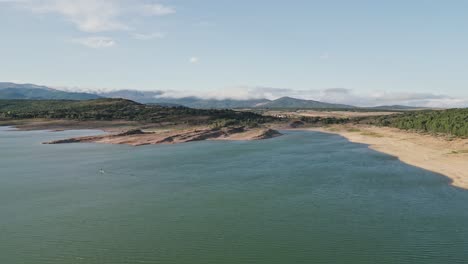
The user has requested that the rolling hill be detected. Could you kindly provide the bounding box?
[99,90,271,108]
[100,91,354,109]
[0,98,274,125]
[256,96,355,109]
[365,105,427,111]
[0,82,101,100]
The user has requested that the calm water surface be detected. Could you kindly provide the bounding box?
[1,126,467,264]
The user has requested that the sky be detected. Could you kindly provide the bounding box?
[1,0,468,107]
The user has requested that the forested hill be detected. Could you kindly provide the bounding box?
[0,98,274,125]
[367,108,468,137]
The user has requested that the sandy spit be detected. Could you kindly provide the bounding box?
[44,127,282,146]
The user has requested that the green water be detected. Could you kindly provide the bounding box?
[1,127,467,264]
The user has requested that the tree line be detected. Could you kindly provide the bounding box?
[364,109,468,137]
[0,98,276,126]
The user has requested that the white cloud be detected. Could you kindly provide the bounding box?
[362,91,468,108]
[156,88,253,101]
[72,36,116,48]
[51,82,468,108]
[319,52,329,60]
[152,87,316,101]
[132,32,165,40]
[10,0,175,33]
[189,57,199,64]
[139,3,175,16]
[18,0,127,32]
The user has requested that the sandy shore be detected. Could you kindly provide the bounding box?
[305,125,468,189]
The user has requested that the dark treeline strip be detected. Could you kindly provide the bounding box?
[362,109,468,137]
[299,116,350,125]
[0,98,276,126]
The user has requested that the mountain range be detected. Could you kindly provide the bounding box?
[0,82,421,110]
[99,90,355,109]
[0,82,101,100]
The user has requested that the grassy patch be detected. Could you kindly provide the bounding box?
[450,149,468,154]
[346,128,361,132]
[327,127,340,132]
[360,131,384,138]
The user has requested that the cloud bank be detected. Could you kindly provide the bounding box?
[151,87,468,108]
[54,83,468,108]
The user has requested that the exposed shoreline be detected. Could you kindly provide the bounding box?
[0,119,283,145]
[3,119,467,189]
[301,125,468,190]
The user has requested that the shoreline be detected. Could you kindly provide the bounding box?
[0,120,283,145]
[301,125,468,190]
[3,120,468,189]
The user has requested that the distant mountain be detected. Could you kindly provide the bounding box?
[99,91,428,110]
[365,105,427,111]
[0,82,100,100]
[169,97,271,109]
[0,83,425,110]
[99,91,353,109]
[99,90,271,108]
[257,96,355,109]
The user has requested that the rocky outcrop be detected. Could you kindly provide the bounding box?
[289,120,305,128]
[116,129,145,136]
[252,129,283,140]
[44,138,84,144]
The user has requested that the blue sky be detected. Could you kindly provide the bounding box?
[1,0,468,106]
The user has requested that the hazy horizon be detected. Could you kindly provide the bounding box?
[2,81,466,108]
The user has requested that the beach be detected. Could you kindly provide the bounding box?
[307,125,468,189]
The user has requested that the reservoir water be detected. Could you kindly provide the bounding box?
[1,127,467,264]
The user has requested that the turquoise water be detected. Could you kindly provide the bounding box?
[1,126,467,264]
